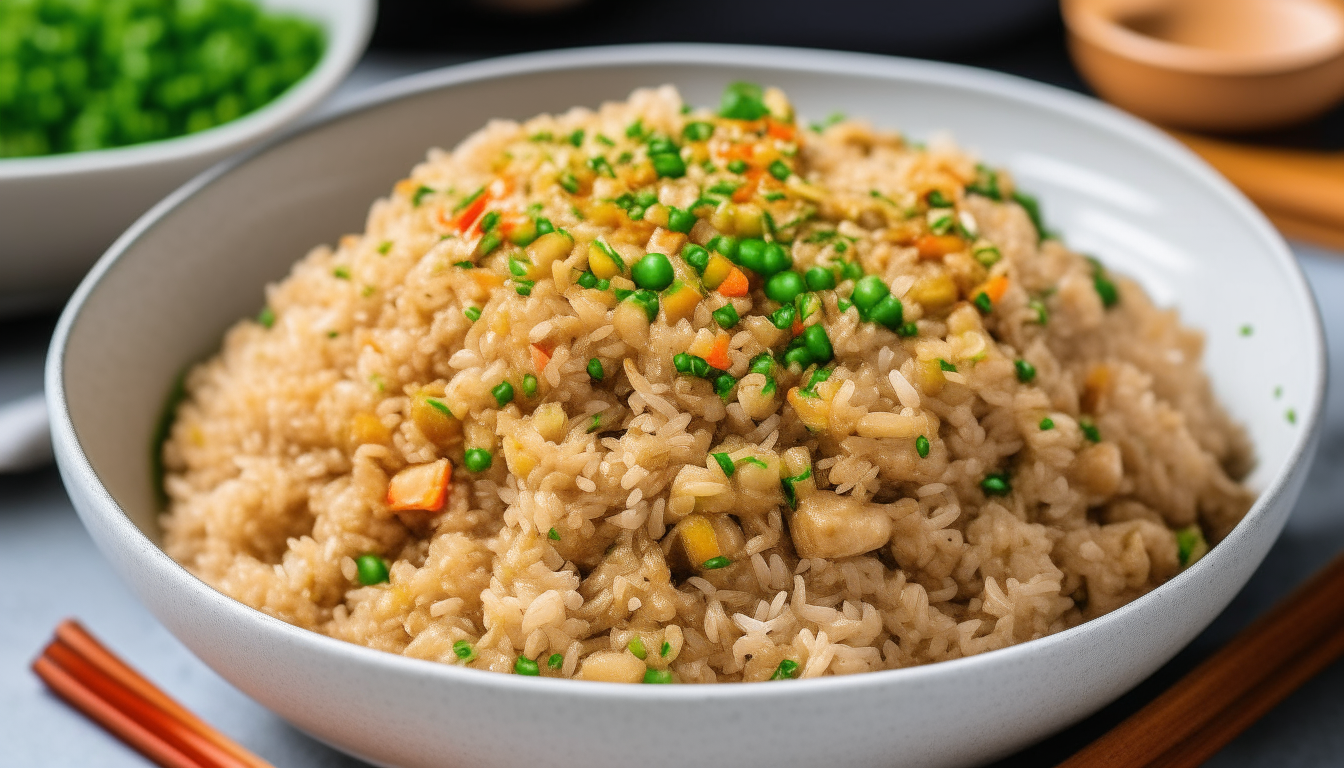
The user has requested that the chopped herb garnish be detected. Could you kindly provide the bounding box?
[426,398,452,418]
[628,637,648,660]
[453,640,477,661]
[587,358,604,381]
[926,189,953,208]
[558,171,579,194]
[1287,408,1297,424]
[514,657,540,676]
[587,155,615,178]
[897,322,918,337]
[587,414,602,433]
[809,112,846,132]
[780,467,812,508]
[643,668,674,684]
[411,185,435,207]
[478,232,503,257]
[625,119,647,139]
[870,189,899,207]
[1176,525,1207,567]
[257,307,275,328]
[727,158,749,174]
[529,131,554,142]
[915,435,930,458]
[1015,359,1037,383]
[938,359,957,372]
[327,330,339,338]
[661,641,671,657]
[973,291,993,314]
[333,266,351,280]
[454,186,486,213]
[1079,418,1101,443]
[702,556,732,570]
[1040,417,1055,430]
[1029,299,1050,325]
[548,527,560,541]
[464,448,493,472]
[1012,190,1048,240]
[770,659,800,680]
[377,240,393,255]
[1093,273,1119,308]
[981,473,1011,496]
[973,243,1001,268]
[454,260,474,269]
[968,164,1002,200]
[513,278,534,296]
[713,452,736,477]
[567,129,585,147]
[354,553,389,586]
[596,134,615,147]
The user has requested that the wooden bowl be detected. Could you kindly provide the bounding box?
[1063,0,1344,132]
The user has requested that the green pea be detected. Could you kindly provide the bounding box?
[682,121,714,141]
[673,353,693,373]
[749,353,774,376]
[783,346,814,370]
[840,261,864,281]
[736,238,767,270]
[915,435,930,458]
[770,304,797,330]
[514,657,540,676]
[643,668,674,684]
[851,275,890,312]
[681,244,709,273]
[667,207,696,233]
[651,152,685,178]
[802,324,833,363]
[708,235,739,260]
[869,295,904,330]
[632,252,675,290]
[765,271,805,304]
[768,160,791,180]
[689,355,711,378]
[712,304,739,329]
[714,374,736,397]
[576,271,598,289]
[464,448,492,472]
[805,267,836,291]
[1015,359,1037,383]
[727,158,749,174]
[981,473,1011,496]
[760,243,792,275]
[630,289,660,321]
[491,381,514,407]
[587,358,605,381]
[354,553,389,586]
[522,374,538,398]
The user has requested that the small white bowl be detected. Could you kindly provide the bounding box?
[48,45,1325,768]
[0,0,374,315]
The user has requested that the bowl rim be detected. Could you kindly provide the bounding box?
[0,0,375,181]
[47,42,1329,701]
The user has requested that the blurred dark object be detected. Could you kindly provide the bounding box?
[372,0,1059,58]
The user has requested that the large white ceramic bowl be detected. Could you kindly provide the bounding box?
[0,0,374,315]
[47,45,1326,768]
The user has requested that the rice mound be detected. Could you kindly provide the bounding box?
[161,85,1255,683]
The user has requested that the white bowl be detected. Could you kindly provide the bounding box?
[0,0,374,315]
[47,45,1326,768]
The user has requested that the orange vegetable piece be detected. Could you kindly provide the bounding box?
[982,275,1010,303]
[791,316,805,338]
[705,334,731,371]
[732,169,763,203]
[531,344,552,372]
[915,234,965,260]
[386,459,452,513]
[452,194,489,233]
[717,267,749,297]
[765,118,796,141]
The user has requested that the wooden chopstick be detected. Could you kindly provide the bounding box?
[32,620,274,768]
[1058,551,1344,767]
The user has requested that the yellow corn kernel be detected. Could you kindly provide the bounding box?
[734,204,764,237]
[907,272,959,312]
[588,242,622,279]
[470,271,505,291]
[786,175,826,202]
[410,392,458,443]
[702,253,734,289]
[787,388,831,432]
[586,200,623,227]
[532,403,567,443]
[526,232,574,280]
[350,412,391,446]
[915,358,946,394]
[662,281,702,324]
[624,163,657,187]
[676,514,722,567]
[502,435,537,480]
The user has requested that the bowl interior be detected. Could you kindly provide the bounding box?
[57,49,1319,544]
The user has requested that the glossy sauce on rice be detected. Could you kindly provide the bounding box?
[161,84,1255,683]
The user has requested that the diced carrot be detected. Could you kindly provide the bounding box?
[705,333,731,371]
[452,194,489,233]
[915,234,965,260]
[386,459,452,513]
[983,275,1010,303]
[722,142,756,162]
[791,316,805,337]
[717,267,749,297]
[1082,364,1111,413]
[471,271,505,290]
[531,344,551,372]
[765,118,796,142]
[732,169,763,203]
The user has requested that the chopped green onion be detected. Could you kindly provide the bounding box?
[780,467,812,507]
[513,278,534,296]
[377,240,393,255]
[478,232,503,257]
[508,256,531,277]
[480,211,500,232]
[257,307,275,328]
[770,659,800,680]
[727,158,749,174]
[548,527,560,541]
[587,414,602,433]
[514,657,540,676]
[661,641,671,657]
[522,374,538,398]
[492,381,514,407]
[558,172,579,194]
[973,243,1001,268]
[453,640,477,661]
[768,160,791,180]
[628,637,648,660]
[625,120,647,139]
[1015,359,1037,383]
[718,81,769,120]
[702,556,732,570]
[1040,417,1055,430]
[587,358,604,381]
[973,291,993,314]
[915,435,930,458]
[576,271,599,289]
[1287,408,1298,424]
[1240,324,1253,337]
[968,164,1002,200]
[464,448,493,472]
[926,189,953,208]
[425,398,452,418]
[643,668,674,684]
[630,289,660,321]
[567,129,585,147]
[770,304,798,330]
[1080,418,1101,443]
[712,304,740,329]
[1029,299,1050,325]
[713,452,736,477]
[897,322,918,337]
[938,359,957,372]
[454,186,486,213]
[739,457,769,470]
[354,553,389,586]
[333,266,351,280]
[632,253,675,290]
[1176,525,1207,567]
[1094,273,1119,308]
[981,473,1011,496]
[1012,191,1048,240]
[587,155,615,178]
[596,134,616,147]
[454,261,475,269]
[412,185,435,207]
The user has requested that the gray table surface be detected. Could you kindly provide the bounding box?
[3,52,1343,768]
